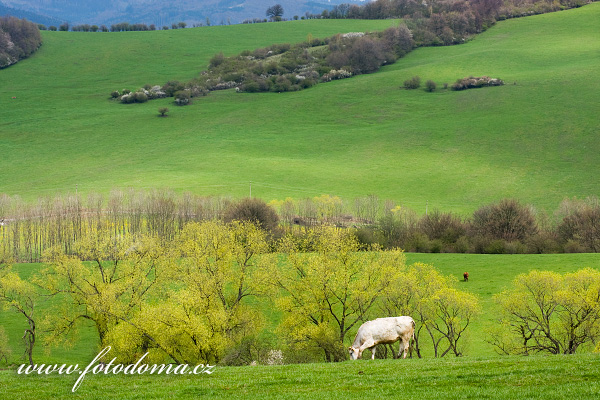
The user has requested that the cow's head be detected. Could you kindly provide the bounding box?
[348,346,360,360]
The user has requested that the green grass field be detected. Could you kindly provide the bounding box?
[1,5,598,214]
[2,354,600,399]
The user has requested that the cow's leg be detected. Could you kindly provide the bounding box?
[371,346,376,360]
[400,333,413,359]
[358,339,376,360]
[397,339,406,359]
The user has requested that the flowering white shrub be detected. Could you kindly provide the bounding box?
[451,76,504,91]
[321,69,352,82]
[342,32,365,38]
[265,349,284,365]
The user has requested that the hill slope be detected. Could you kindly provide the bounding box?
[0,5,598,213]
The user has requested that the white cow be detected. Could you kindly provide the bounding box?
[348,316,415,360]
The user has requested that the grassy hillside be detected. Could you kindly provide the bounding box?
[2,353,600,399]
[1,5,599,214]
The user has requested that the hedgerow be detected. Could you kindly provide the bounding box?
[2,192,599,263]
[110,0,590,105]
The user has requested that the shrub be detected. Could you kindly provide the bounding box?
[241,80,261,92]
[120,94,135,104]
[485,239,507,254]
[321,69,352,82]
[564,239,585,253]
[270,76,292,92]
[404,76,421,89]
[162,81,185,97]
[451,76,504,91]
[133,92,148,103]
[174,90,191,106]
[223,198,280,232]
[419,210,465,244]
[146,85,167,99]
[346,36,387,74]
[223,72,244,83]
[557,201,600,252]
[209,52,225,68]
[353,226,379,247]
[407,232,430,252]
[526,232,560,254]
[158,107,169,117]
[425,80,437,92]
[382,25,414,57]
[430,239,444,253]
[471,199,538,242]
[504,241,527,254]
[453,236,470,253]
[110,90,120,98]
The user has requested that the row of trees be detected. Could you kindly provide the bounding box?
[1,192,599,262]
[323,0,591,46]
[362,197,600,254]
[2,221,598,367]
[0,16,42,68]
[39,21,189,32]
[0,222,480,366]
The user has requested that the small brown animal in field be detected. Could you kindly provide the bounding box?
[463,272,469,282]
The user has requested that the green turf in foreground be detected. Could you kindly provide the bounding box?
[1,354,599,399]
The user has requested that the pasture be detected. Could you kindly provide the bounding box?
[0,5,598,214]
[1,353,600,399]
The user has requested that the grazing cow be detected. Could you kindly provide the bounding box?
[463,272,469,282]
[348,316,415,360]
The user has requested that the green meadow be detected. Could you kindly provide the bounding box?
[1,5,598,214]
[2,354,600,399]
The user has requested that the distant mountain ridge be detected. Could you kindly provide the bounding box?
[0,0,366,26]
[0,2,64,26]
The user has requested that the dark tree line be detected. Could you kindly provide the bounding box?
[68,21,187,32]
[0,16,42,68]
[324,0,592,46]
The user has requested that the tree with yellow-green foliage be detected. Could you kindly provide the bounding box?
[271,226,405,362]
[131,220,275,364]
[0,256,38,366]
[380,262,479,357]
[36,228,168,355]
[490,268,600,355]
